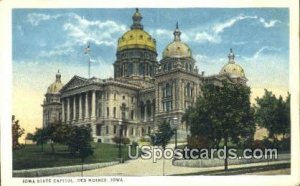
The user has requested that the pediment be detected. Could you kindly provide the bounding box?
[60,76,89,92]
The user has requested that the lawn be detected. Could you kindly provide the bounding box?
[13,143,137,170]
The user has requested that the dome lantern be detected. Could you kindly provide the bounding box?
[56,70,61,83]
[228,48,235,64]
[173,21,181,41]
[131,8,143,30]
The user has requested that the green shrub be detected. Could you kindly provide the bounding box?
[112,136,130,145]
[187,135,211,149]
[139,136,150,142]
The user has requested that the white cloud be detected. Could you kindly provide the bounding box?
[232,41,247,45]
[184,14,281,44]
[245,46,281,60]
[26,13,63,26]
[39,40,76,57]
[63,13,127,47]
[213,15,257,34]
[194,32,220,43]
[149,28,173,41]
[28,12,127,58]
[259,17,280,28]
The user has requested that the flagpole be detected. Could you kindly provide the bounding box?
[88,53,91,78]
[85,42,91,78]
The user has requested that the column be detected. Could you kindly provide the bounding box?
[91,90,96,119]
[85,92,89,120]
[67,97,70,122]
[172,81,176,110]
[175,80,179,109]
[73,96,76,121]
[144,104,147,121]
[61,99,65,122]
[155,84,159,114]
[181,81,185,109]
[79,94,82,120]
[151,101,154,121]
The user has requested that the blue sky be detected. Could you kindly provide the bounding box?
[13,8,289,87]
[12,8,289,132]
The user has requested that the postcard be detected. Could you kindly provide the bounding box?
[0,0,299,186]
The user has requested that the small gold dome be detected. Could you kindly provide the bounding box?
[220,49,245,78]
[162,23,192,58]
[117,8,156,52]
[220,63,245,78]
[47,71,63,94]
[163,41,192,58]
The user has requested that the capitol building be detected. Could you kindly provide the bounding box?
[42,9,247,143]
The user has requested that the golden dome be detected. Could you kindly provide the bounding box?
[220,63,245,78]
[47,71,63,94]
[163,41,192,58]
[220,49,245,78]
[117,8,156,52]
[117,29,156,52]
[162,23,192,58]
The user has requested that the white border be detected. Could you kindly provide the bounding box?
[0,0,299,186]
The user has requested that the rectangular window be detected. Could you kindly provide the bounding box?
[123,96,125,100]
[131,110,134,120]
[96,124,101,136]
[106,126,109,134]
[113,125,116,134]
[131,96,134,103]
[113,107,116,118]
[130,128,134,135]
[107,107,109,117]
[166,101,172,112]
[124,126,127,137]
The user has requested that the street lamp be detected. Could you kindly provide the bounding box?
[170,117,178,149]
[118,119,124,163]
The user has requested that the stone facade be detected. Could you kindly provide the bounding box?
[42,9,247,143]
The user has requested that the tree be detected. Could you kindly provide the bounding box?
[32,127,48,146]
[255,90,290,145]
[32,123,72,153]
[25,132,34,144]
[66,125,94,177]
[12,115,25,150]
[183,82,255,171]
[150,120,174,176]
[45,122,72,154]
[25,133,34,141]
